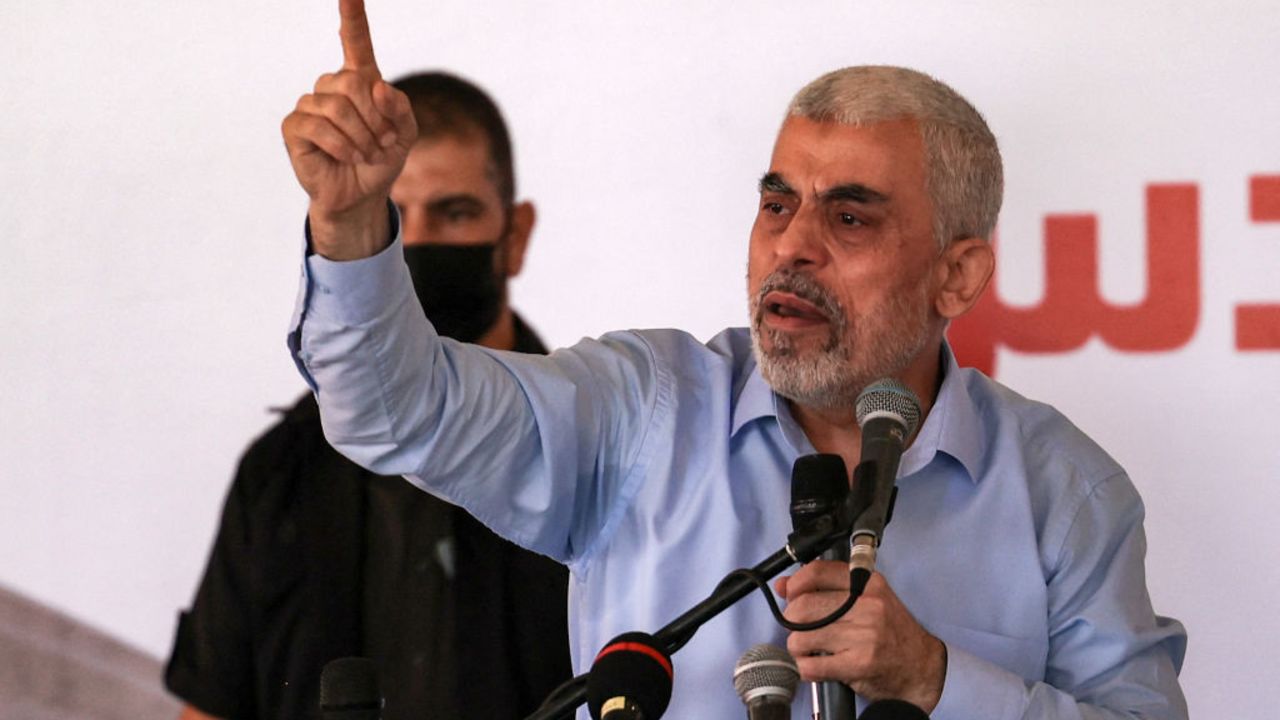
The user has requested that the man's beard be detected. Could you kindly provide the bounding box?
[748,267,933,411]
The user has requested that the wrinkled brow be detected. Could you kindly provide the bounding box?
[759,173,889,205]
[819,184,889,204]
[758,172,794,195]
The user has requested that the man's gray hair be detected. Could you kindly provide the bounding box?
[788,66,1003,246]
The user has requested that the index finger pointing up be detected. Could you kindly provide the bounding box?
[338,0,380,76]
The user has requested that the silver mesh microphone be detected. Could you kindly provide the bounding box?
[734,644,800,720]
[854,378,921,433]
[848,378,922,574]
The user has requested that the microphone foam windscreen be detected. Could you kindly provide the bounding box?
[733,644,800,704]
[789,454,850,529]
[855,379,921,434]
[319,657,381,717]
[586,632,674,719]
[858,699,930,720]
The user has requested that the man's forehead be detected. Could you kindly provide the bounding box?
[408,132,491,169]
[764,115,924,196]
[395,136,501,198]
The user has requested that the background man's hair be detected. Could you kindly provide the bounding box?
[788,66,1003,247]
[391,71,516,207]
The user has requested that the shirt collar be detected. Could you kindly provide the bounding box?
[731,354,816,455]
[734,342,987,483]
[899,342,986,484]
[731,355,779,438]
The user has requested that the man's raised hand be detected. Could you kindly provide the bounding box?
[281,0,417,260]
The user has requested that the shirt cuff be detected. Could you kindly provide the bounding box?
[303,203,412,328]
[930,641,1028,720]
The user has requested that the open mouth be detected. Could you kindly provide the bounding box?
[762,290,829,328]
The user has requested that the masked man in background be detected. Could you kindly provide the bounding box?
[166,71,572,720]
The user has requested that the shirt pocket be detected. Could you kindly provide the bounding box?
[929,620,1048,682]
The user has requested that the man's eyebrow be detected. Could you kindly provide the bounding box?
[758,172,795,195]
[819,183,889,204]
[427,194,485,212]
[758,174,889,204]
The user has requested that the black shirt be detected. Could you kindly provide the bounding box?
[165,315,572,719]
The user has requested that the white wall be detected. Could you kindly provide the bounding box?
[3,1,1277,717]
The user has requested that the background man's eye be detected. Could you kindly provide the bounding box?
[839,213,859,225]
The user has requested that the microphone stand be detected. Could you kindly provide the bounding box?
[809,535,858,720]
[524,516,848,720]
[809,458,885,720]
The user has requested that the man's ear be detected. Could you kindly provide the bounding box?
[501,201,536,278]
[933,237,994,319]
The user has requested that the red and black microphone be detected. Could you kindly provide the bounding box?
[586,632,674,720]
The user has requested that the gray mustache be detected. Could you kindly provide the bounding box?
[754,269,844,323]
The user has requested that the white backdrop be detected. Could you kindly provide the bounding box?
[3,1,1278,717]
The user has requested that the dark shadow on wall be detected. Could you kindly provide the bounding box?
[0,584,180,720]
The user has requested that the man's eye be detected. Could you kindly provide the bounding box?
[838,212,862,226]
[763,202,785,214]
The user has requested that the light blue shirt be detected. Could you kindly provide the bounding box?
[290,235,1187,720]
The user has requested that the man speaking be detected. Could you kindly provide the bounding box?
[281,1,1189,717]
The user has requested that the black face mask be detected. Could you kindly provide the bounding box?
[402,243,505,344]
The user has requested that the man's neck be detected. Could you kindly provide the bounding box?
[789,343,945,478]
[475,306,517,351]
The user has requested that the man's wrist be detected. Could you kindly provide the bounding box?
[909,635,947,713]
[308,198,393,261]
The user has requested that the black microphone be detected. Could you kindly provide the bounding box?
[586,632,674,719]
[319,657,382,720]
[847,379,921,575]
[733,644,800,720]
[788,454,857,720]
[789,453,850,531]
[857,699,930,719]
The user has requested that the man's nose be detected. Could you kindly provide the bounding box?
[773,205,827,269]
